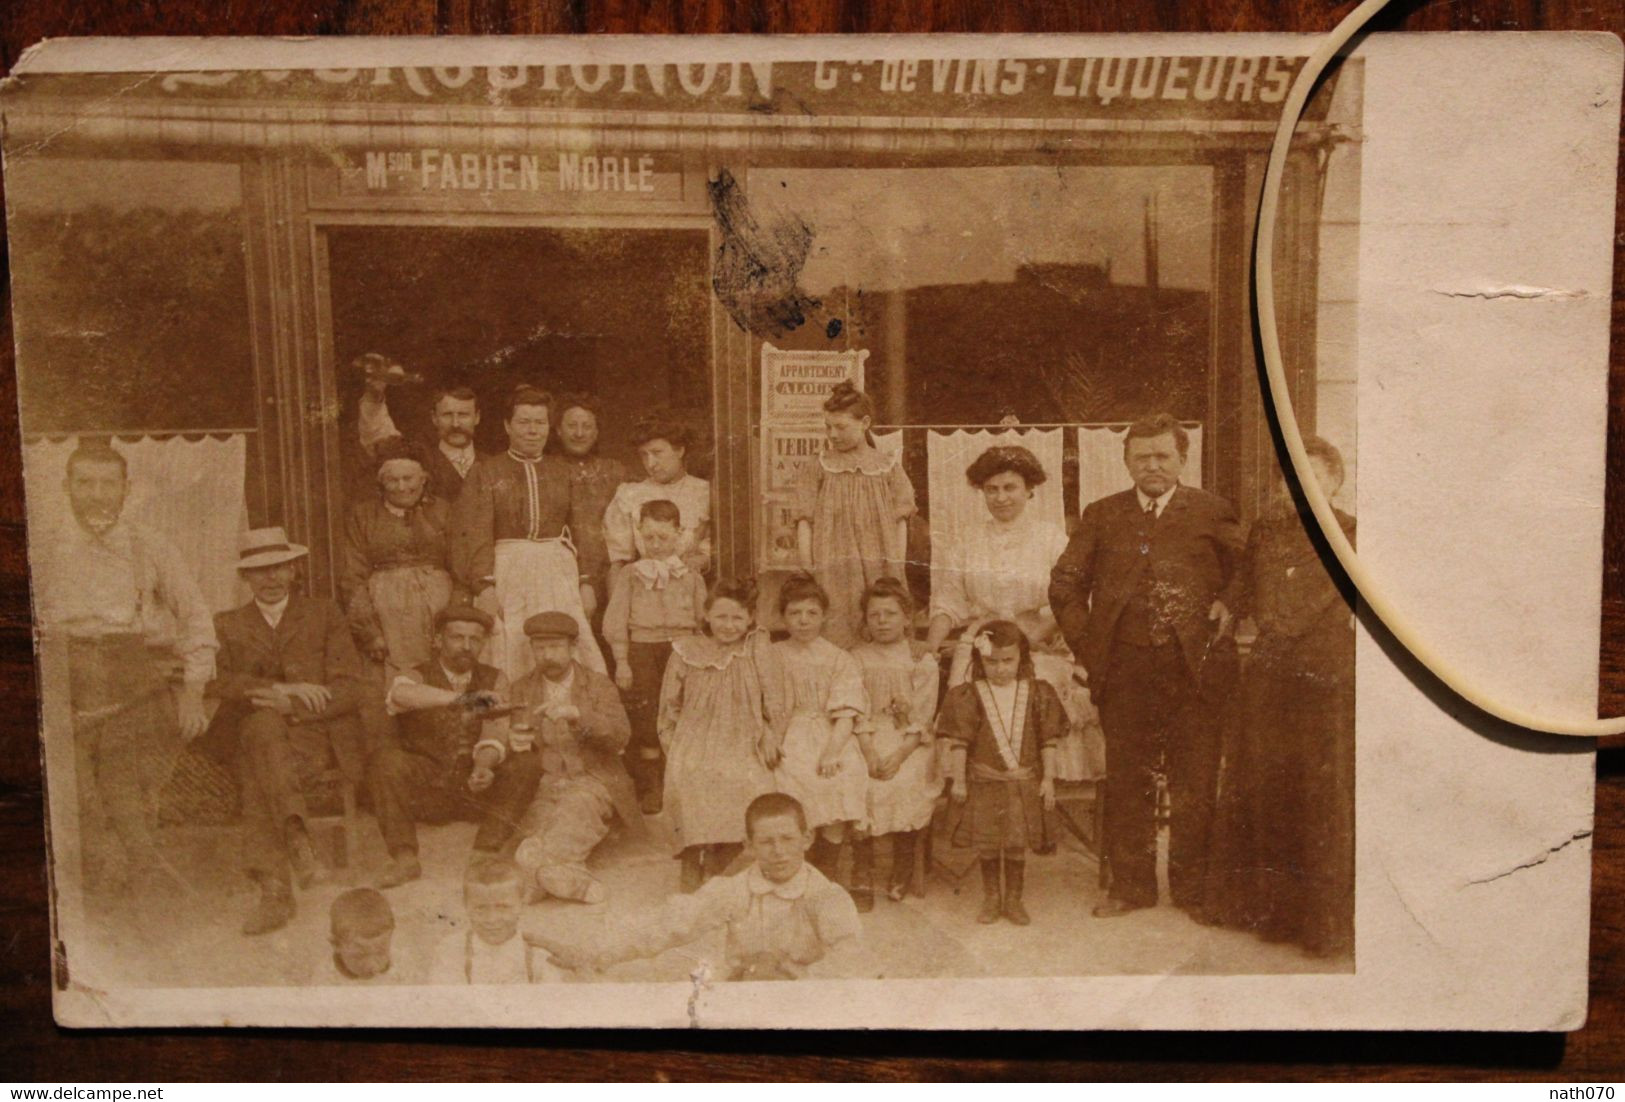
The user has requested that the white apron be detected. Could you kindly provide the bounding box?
[487,537,606,680]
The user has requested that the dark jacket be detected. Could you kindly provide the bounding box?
[1048,484,1244,694]
[203,594,369,780]
[508,661,644,838]
[1237,503,1357,680]
[423,444,487,511]
[395,660,504,767]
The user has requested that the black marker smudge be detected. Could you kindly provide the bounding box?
[708,167,819,339]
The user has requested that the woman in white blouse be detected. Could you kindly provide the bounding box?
[925,445,1070,667]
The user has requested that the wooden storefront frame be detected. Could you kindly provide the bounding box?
[26,91,1347,594]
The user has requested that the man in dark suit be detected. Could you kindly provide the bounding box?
[1048,413,1244,919]
[205,527,368,936]
[422,385,486,505]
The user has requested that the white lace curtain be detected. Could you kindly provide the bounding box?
[24,433,250,616]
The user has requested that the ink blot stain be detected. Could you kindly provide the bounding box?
[707,167,819,339]
[826,319,843,340]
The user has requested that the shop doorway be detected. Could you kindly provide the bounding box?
[321,224,714,481]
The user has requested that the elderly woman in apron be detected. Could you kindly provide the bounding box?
[451,385,607,681]
[340,437,455,682]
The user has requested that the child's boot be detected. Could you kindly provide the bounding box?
[637,748,664,816]
[977,857,1003,924]
[1002,858,1031,925]
[887,831,918,901]
[850,836,875,913]
[808,835,840,882]
[679,846,705,893]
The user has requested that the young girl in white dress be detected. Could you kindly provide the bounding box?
[849,577,940,905]
[771,573,872,900]
[659,579,784,892]
[793,382,916,646]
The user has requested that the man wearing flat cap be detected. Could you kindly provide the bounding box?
[204,527,368,936]
[367,604,544,889]
[508,611,642,905]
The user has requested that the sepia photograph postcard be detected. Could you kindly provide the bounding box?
[0,31,1616,1030]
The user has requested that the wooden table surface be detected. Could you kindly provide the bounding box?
[3,0,1625,1082]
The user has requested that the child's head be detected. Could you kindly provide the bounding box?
[822,381,875,452]
[637,498,683,560]
[329,888,395,979]
[860,576,913,644]
[778,572,829,641]
[744,793,813,885]
[463,857,525,947]
[969,619,1033,686]
[704,578,756,644]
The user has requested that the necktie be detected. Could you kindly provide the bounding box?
[1145,499,1158,521]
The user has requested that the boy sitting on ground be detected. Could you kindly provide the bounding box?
[527,793,868,981]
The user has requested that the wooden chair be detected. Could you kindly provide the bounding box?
[303,767,360,870]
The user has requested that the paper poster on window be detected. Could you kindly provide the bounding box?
[758,345,867,570]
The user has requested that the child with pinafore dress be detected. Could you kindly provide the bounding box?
[771,573,873,905]
[849,577,941,905]
[658,579,785,893]
[794,381,916,647]
[938,619,1066,926]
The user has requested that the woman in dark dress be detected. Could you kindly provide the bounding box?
[1208,436,1356,958]
[549,392,630,615]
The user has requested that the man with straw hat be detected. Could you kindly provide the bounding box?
[204,526,368,936]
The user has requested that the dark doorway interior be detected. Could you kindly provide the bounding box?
[324,225,713,474]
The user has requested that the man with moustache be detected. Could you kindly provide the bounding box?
[450,385,607,681]
[368,604,544,889]
[422,385,487,505]
[1048,413,1244,921]
[507,612,641,905]
[204,528,368,935]
[35,440,216,894]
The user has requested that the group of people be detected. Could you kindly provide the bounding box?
[40,352,1356,983]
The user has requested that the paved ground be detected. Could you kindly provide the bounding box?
[73,810,1346,988]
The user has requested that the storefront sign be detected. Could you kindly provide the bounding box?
[331,148,680,200]
[758,343,867,570]
[132,57,1331,123]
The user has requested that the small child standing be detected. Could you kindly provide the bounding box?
[794,381,916,646]
[938,619,1066,926]
[323,887,397,983]
[849,577,940,904]
[771,573,873,907]
[659,579,785,892]
[528,793,867,981]
[603,498,708,815]
[428,857,561,984]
